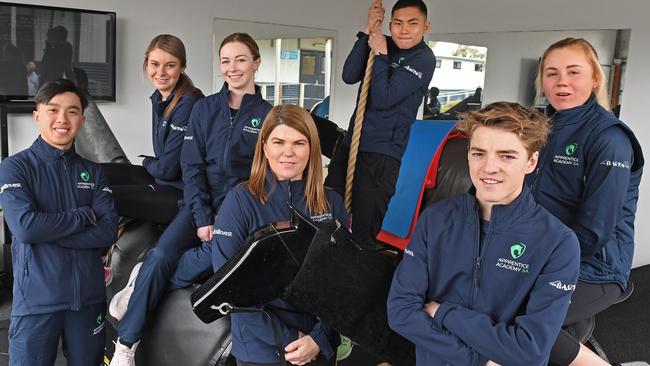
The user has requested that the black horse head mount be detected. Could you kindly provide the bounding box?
[190,203,351,324]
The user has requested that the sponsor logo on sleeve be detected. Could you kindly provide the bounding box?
[404,248,415,257]
[102,187,113,194]
[404,65,423,79]
[549,280,576,292]
[184,135,194,141]
[600,160,631,170]
[0,183,22,194]
[213,228,233,237]
[170,123,187,132]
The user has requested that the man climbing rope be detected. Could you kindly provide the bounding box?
[325,0,435,250]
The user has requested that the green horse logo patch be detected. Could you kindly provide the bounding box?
[510,243,526,259]
[397,56,406,65]
[251,117,261,128]
[565,143,578,156]
[80,171,90,182]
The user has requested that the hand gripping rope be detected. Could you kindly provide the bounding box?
[344,13,383,212]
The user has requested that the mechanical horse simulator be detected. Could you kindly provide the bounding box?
[29,94,468,365]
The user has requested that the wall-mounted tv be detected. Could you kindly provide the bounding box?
[0,2,116,102]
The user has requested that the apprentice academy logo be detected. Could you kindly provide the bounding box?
[251,117,261,128]
[93,313,105,335]
[565,143,577,156]
[496,242,529,274]
[553,142,580,167]
[390,56,406,68]
[510,242,526,259]
[77,171,95,190]
[243,117,262,134]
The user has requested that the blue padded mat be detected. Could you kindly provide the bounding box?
[380,120,456,238]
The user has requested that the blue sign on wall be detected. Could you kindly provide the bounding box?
[281,50,299,60]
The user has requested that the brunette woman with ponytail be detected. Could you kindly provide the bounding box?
[102,34,203,223]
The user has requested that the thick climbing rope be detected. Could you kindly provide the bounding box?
[344,20,381,212]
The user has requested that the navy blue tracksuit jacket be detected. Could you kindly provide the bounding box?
[181,83,272,228]
[342,32,435,161]
[0,137,118,316]
[173,173,349,364]
[143,89,204,189]
[213,176,348,364]
[388,188,580,365]
[526,95,644,288]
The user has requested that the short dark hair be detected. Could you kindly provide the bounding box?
[391,0,427,17]
[35,79,88,112]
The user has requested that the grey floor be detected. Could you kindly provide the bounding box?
[0,279,66,366]
[1,266,649,366]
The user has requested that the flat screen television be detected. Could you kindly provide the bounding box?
[0,2,116,102]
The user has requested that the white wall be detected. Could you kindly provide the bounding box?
[430,30,617,106]
[257,39,276,84]
[5,0,650,268]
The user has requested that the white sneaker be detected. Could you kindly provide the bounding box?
[109,262,143,321]
[109,338,139,366]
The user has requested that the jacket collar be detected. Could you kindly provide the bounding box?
[545,93,599,127]
[150,89,173,116]
[263,170,306,204]
[218,82,263,108]
[464,185,536,227]
[32,136,77,162]
[387,37,427,54]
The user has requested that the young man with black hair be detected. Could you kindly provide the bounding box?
[0,79,118,365]
[325,0,435,248]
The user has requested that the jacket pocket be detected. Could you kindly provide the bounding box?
[21,245,31,290]
[22,245,70,307]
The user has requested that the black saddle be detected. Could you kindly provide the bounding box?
[191,205,333,323]
[190,204,415,366]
